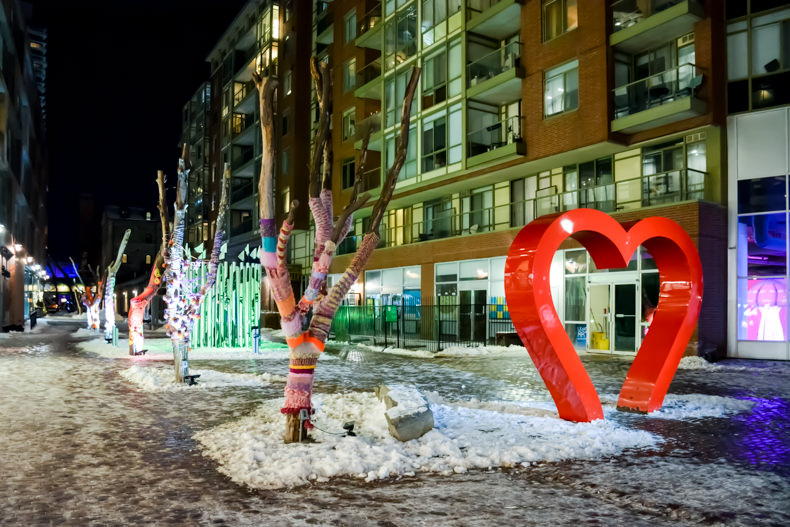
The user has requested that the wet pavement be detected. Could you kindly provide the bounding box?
[0,319,789,526]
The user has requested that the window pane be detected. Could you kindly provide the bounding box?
[564,276,586,321]
[738,176,786,214]
[738,213,787,276]
[739,277,787,341]
[727,31,748,80]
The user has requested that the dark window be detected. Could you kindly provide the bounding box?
[738,176,787,214]
[342,159,356,189]
[728,79,750,113]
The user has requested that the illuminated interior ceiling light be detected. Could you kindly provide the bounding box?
[14,244,22,252]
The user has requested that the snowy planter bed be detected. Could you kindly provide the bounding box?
[193,391,662,490]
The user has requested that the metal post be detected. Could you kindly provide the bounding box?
[252,325,260,354]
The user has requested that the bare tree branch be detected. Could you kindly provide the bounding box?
[367,67,421,235]
[309,58,332,199]
[253,72,278,221]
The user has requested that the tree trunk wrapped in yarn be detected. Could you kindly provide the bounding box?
[253,59,421,443]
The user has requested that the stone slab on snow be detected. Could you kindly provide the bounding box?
[376,384,434,442]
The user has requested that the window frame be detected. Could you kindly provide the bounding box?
[544,59,579,117]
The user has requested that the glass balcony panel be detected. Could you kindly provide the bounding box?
[467,41,521,87]
[613,63,700,117]
[466,115,523,158]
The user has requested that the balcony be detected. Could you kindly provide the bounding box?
[353,112,384,151]
[335,168,708,254]
[610,0,704,53]
[234,80,257,115]
[467,115,525,167]
[467,41,524,105]
[533,168,708,215]
[316,2,334,45]
[611,63,705,133]
[231,181,254,204]
[231,114,257,146]
[355,60,383,100]
[466,0,523,40]
[356,3,382,50]
[231,148,256,177]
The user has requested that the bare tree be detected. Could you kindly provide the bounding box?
[129,171,170,355]
[254,58,420,442]
[103,229,131,341]
[163,151,230,383]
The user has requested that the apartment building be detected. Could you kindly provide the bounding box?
[183,83,212,248]
[0,0,49,329]
[725,0,790,360]
[204,0,312,264]
[299,0,729,356]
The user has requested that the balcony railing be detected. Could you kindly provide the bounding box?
[613,63,702,118]
[334,168,707,254]
[467,41,521,87]
[231,181,254,203]
[611,0,685,32]
[358,3,382,37]
[356,60,382,87]
[467,115,523,158]
[466,0,507,19]
[233,80,256,107]
[232,148,255,167]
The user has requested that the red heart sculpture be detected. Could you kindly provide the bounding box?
[505,209,703,422]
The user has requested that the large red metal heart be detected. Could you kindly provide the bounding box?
[505,209,703,422]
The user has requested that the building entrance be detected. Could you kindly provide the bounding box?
[459,284,487,343]
[587,275,640,354]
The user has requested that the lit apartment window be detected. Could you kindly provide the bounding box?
[342,108,356,141]
[422,38,462,110]
[284,70,292,95]
[145,254,151,264]
[282,187,291,213]
[342,159,356,189]
[344,58,356,92]
[122,254,128,264]
[384,5,417,68]
[345,9,357,43]
[544,59,579,117]
[543,0,578,42]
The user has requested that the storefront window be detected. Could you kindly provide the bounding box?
[739,277,787,341]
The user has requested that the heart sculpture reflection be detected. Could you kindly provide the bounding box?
[505,209,703,422]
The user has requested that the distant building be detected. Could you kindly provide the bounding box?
[0,0,49,329]
[101,205,161,315]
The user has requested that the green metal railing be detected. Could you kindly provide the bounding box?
[467,41,521,87]
[612,0,684,32]
[613,63,702,117]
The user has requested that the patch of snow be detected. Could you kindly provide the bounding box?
[645,394,755,420]
[435,344,527,357]
[677,356,756,372]
[76,337,289,361]
[194,391,659,490]
[120,365,286,392]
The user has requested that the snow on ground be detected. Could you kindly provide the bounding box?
[75,335,289,361]
[120,365,286,392]
[194,390,661,490]
[677,355,756,372]
[435,344,527,357]
[595,392,755,420]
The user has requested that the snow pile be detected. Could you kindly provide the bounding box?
[435,344,527,357]
[677,356,723,371]
[194,391,659,489]
[120,365,286,392]
[648,394,754,420]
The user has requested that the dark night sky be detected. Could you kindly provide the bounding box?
[29,0,247,260]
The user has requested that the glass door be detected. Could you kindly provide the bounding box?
[459,286,487,343]
[613,282,638,353]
